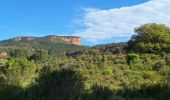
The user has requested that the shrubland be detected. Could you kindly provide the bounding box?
[1,23,170,100]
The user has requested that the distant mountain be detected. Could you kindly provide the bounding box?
[0,35,86,56]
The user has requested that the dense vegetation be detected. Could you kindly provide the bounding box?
[1,23,170,100]
[0,35,86,56]
[127,23,170,53]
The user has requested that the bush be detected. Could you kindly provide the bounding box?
[127,23,170,53]
[83,84,123,100]
[10,48,32,58]
[153,60,166,71]
[102,68,113,75]
[29,49,49,62]
[2,58,36,87]
[165,54,170,65]
[127,53,140,65]
[32,68,85,100]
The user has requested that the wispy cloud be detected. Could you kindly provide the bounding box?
[73,0,170,43]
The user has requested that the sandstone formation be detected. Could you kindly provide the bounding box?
[59,36,81,45]
[47,35,81,45]
[0,52,7,58]
[9,35,81,46]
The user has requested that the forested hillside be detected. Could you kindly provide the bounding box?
[0,35,86,56]
[1,23,170,100]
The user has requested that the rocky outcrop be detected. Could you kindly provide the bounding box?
[59,36,81,45]
[9,35,81,45]
[0,52,7,58]
[47,35,81,45]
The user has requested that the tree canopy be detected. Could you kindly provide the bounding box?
[128,23,170,53]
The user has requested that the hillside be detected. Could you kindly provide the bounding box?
[1,23,170,100]
[0,35,86,56]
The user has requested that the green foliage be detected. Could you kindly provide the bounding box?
[0,58,36,87]
[0,36,86,57]
[82,84,123,100]
[1,24,170,100]
[1,48,170,100]
[165,54,170,65]
[93,42,127,54]
[152,60,166,71]
[31,68,85,100]
[127,53,140,64]
[10,48,32,58]
[128,23,170,53]
[29,49,49,62]
[0,59,7,65]
[0,85,25,100]
[102,68,113,75]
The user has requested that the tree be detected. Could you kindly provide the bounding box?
[127,53,140,65]
[10,48,32,58]
[29,49,49,62]
[153,60,166,71]
[1,58,36,87]
[32,68,85,100]
[128,23,170,53]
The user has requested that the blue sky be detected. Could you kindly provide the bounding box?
[0,0,169,46]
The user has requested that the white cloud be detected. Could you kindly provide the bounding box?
[73,0,170,43]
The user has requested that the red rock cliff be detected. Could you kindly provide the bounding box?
[9,36,81,46]
[0,52,7,58]
[59,36,81,45]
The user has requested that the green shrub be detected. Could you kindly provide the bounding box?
[10,48,32,58]
[116,64,129,70]
[33,68,85,100]
[130,63,144,71]
[165,54,170,65]
[29,49,49,62]
[159,51,166,57]
[0,59,7,66]
[3,58,36,87]
[102,68,113,75]
[127,53,140,65]
[150,54,160,60]
[153,60,166,71]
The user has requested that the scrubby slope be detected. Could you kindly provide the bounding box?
[0,35,86,56]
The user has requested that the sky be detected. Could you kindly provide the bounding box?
[0,0,169,46]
